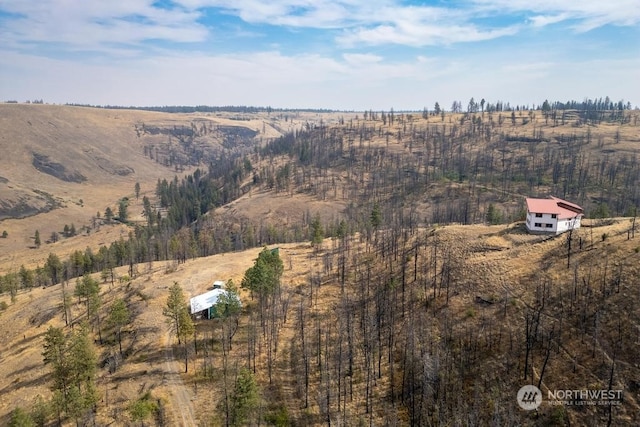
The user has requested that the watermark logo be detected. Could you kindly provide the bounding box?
[547,389,623,407]
[517,385,624,410]
[517,385,542,410]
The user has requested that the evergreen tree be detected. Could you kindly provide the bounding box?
[30,394,51,427]
[229,368,259,427]
[104,207,114,223]
[177,306,195,372]
[163,281,190,345]
[74,275,100,319]
[215,280,242,348]
[128,392,158,424]
[370,202,382,229]
[486,203,502,225]
[214,280,242,319]
[118,199,128,222]
[42,326,98,421]
[107,299,130,356]
[142,196,154,227]
[8,407,35,427]
[241,247,283,297]
[45,253,63,285]
[19,265,35,289]
[310,213,323,247]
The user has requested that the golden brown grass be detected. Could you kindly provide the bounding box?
[1,104,640,425]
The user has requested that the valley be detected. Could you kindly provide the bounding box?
[0,102,639,426]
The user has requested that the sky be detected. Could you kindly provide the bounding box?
[0,0,638,110]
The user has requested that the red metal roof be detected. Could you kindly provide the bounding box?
[526,196,583,220]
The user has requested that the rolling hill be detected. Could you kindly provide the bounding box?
[0,103,639,426]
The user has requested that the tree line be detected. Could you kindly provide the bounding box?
[2,105,639,297]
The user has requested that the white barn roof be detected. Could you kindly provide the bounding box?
[190,288,227,314]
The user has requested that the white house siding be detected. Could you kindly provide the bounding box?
[556,219,570,234]
[526,212,559,233]
[556,217,581,234]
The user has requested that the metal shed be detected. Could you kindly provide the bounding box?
[189,288,240,319]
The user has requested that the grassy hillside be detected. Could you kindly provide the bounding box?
[0,220,638,425]
[0,103,639,425]
[0,104,344,270]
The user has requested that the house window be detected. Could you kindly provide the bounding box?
[551,214,557,219]
[535,213,543,218]
[545,223,553,228]
[534,223,542,227]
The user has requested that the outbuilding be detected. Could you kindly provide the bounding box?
[189,287,240,319]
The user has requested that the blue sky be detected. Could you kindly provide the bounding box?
[0,0,638,110]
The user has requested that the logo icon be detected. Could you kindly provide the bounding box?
[517,385,542,410]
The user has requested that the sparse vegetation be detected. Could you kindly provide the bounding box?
[128,391,159,425]
[0,102,639,426]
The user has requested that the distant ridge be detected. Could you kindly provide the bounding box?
[65,103,346,114]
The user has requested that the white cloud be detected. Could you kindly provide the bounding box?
[0,0,208,50]
[2,44,637,110]
[342,53,383,66]
[2,0,637,58]
[173,0,363,28]
[472,0,640,30]
[529,14,570,28]
[338,23,519,47]
[0,0,638,109]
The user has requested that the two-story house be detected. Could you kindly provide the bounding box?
[525,196,583,235]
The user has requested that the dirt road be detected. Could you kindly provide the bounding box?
[164,330,196,426]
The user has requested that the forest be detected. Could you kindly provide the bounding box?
[1,99,639,426]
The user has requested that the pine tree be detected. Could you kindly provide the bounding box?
[107,299,130,356]
[229,368,259,427]
[163,281,190,345]
[370,202,382,229]
[215,280,242,348]
[118,199,128,222]
[241,247,283,297]
[311,213,323,247]
[177,307,195,372]
[8,407,35,427]
[42,325,98,421]
[74,275,100,319]
[45,253,63,285]
[105,207,114,223]
[486,203,502,225]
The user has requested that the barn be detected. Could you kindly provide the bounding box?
[189,286,240,319]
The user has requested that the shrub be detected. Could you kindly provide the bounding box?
[128,392,159,424]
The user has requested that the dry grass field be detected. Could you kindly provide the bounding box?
[1,218,638,425]
[1,103,639,425]
[0,244,290,425]
[0,103,352,270]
